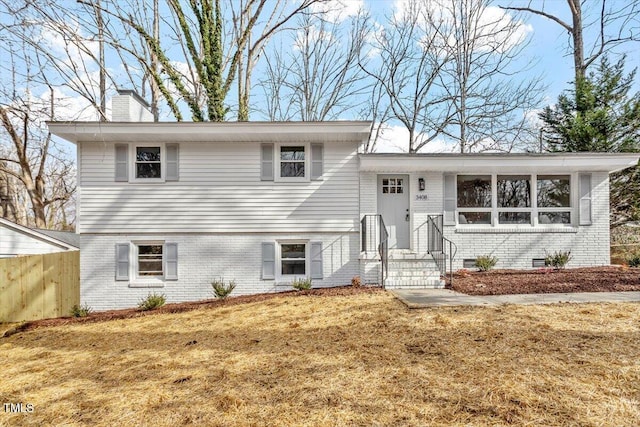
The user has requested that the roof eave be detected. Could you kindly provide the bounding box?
[0,218,79,250]
[359,153,640,174]
[46,121,373,144]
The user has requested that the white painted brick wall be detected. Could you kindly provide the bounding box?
[81,232,359,310]
[443,172,610,269]
[360,171,612,271]
[111,93,153,122]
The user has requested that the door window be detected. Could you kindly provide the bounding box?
[382,178,404,194]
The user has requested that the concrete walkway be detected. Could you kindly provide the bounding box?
[392,288,640,308]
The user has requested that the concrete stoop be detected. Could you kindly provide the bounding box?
[384,255,444,289]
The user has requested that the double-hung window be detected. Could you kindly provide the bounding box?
[261,241,323,281]
[115,143,179,183]
[115,241,178,285]
[135,146,162,179]
[279,145,306,178]
[280,243,306,275]
[137,244,164,277]
[261,143,323,182]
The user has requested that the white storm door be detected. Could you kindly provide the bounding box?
[377,175,410,249]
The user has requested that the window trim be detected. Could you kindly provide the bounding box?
[275,143,310,182]
[455,173,575,228]
[457,174,493,226]
[276,240,309,280]
[130,143,166,183]
[130,240,166,287]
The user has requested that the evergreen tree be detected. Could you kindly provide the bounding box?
[541,56,640,152]
[540,56,640,227]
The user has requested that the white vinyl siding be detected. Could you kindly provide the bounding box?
[79,141,359,233]
[0,225,72,256]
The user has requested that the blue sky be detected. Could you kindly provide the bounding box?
[359,0,640,151]
[2,0,638,153]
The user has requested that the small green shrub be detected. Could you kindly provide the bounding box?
[626,252,640,267]
[70,303,92,318]
[545,250,572,270]
[138,292,166,311]
[211,278,236,299]
[351,276,362,288]
[475,255,498,272]
[291,277,312,291]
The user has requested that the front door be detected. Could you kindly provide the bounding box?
[377,175,410,249]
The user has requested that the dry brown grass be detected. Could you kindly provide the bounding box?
[1,291,639,426]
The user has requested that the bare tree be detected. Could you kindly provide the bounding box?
[361,1,454,153]
[0,165,22,223]
[435,0,544,152]
[83,0,324,121]
[501,0,640,88]
[0,35,76,229]
[259,8,371,121]
[0,94,76,229]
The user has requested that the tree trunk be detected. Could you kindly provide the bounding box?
[568,0,584,84]
[0,168,18,222]
[97,0,106,121]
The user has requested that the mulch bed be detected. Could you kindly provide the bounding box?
[2,286,383,336]
[448,266,640,295]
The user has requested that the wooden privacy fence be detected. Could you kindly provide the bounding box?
[0,251,79,322]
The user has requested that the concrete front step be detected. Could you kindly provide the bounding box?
[385,278,445,289]
[385,257,444,289]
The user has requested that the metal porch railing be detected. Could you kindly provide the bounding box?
[427,214,457,284]
[361,214,389,287]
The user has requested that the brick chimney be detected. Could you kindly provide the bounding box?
[111,89,154,122]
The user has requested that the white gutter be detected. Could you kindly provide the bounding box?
[359,153,640,174]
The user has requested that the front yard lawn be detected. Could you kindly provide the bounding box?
[1,288,639,426]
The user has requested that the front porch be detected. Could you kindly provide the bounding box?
[359,214,453,289]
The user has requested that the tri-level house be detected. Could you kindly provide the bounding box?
[48,92,639,310]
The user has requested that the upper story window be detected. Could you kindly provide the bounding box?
[456,174,573,226]
[115,143,179,183]
[280,145,306,178]
[136,147,162,179]
[261,143,323,182]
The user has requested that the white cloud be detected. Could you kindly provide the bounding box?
[371,124,457,153]
[41,88,98,121]
[38,22,99,68]
[293,25,335,51]
[471,6,533,54]
[391,0,532,54]
[310,0,364,23]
